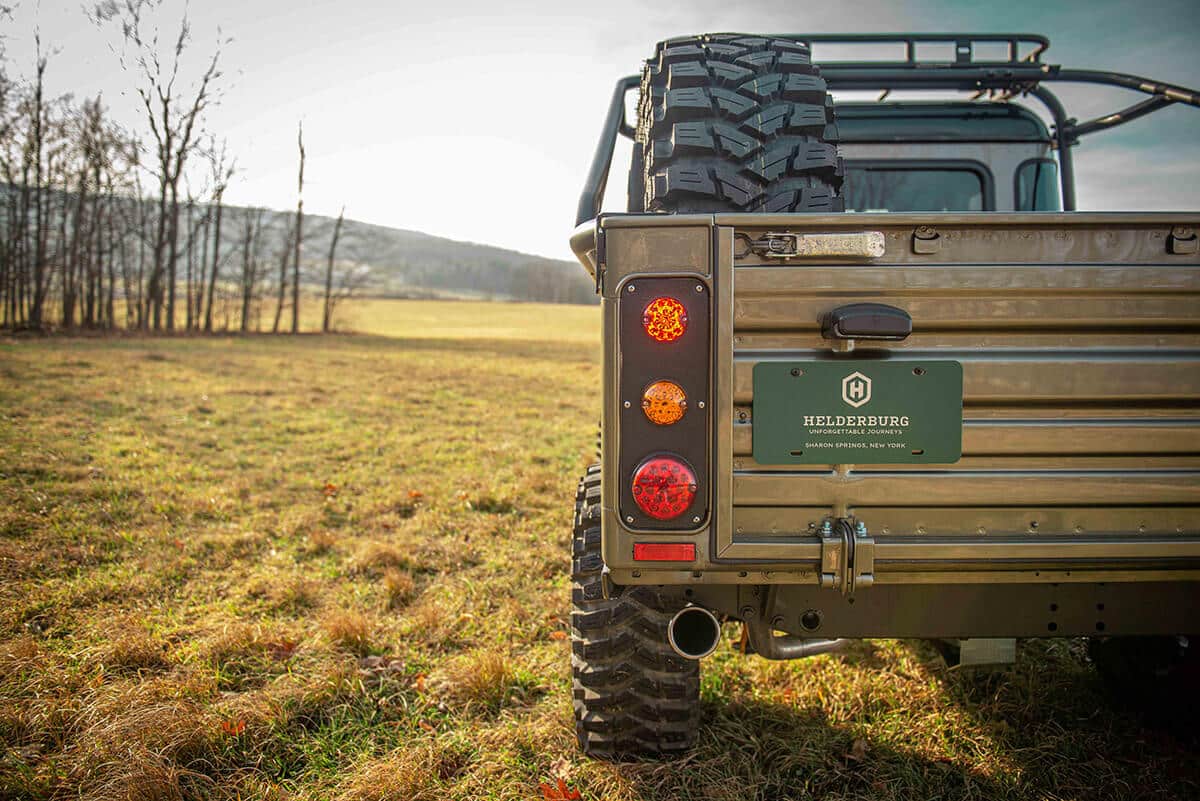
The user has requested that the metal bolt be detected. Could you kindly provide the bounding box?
[692,516,701,524]
[855,521,867,538]
[820,520,833,536]
[790,368,802,377]
[623,400,631,409]
[625,515,634,524]
[697,400,705,409]
[627,284,636,293]
[695,284,704,293]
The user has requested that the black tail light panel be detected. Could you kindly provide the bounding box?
[618,276,710,530]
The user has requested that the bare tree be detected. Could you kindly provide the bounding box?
[271,219,290,333]
[26,34,49,327]
[92,0,223,330]
[239,206,264,332]
[204,139,233,332]
[322,205,344,332]
[292,120,303,333]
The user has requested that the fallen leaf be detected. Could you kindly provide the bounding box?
[418,720,435,733]
[408,490,423,500]
[540,778,582,801]
[413,672,427,692]
[548,631,568,641]
[322,483,338,497]
[220,719,246,736]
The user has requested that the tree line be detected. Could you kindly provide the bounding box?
[0,1,360,333]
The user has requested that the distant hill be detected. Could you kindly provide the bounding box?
[222,204,597,305]
[0,184,596,305]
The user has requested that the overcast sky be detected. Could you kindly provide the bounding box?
[5,0,1199,260]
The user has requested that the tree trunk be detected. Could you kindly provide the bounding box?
[322,206,345,332]
[166,182,180,331]
[205,193,223,332]
[272,224,290,333]
[291,122,305,334]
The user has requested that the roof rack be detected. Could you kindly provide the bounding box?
[577,34,1200,225]
[791,33,1050,66]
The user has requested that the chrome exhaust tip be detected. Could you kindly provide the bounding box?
[668,605,721,660]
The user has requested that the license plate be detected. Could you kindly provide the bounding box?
[752,360,963,465]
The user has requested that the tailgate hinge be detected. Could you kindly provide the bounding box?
[819,518,874,597]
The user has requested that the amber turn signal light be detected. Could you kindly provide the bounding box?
[631,455,697,521]
[642,380,687,425]
[642,297,688,343]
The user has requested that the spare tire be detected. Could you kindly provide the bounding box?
[637,34,844,214]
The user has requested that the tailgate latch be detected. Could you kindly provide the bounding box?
[819,518,875,597]
[1169,226,1198,255]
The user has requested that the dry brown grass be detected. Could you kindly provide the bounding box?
[382,568,416,609]
[322,610,373,656]
[351,541,410,576]
[271,574,321,613]
[60,675,217,798]
[335,742,466,801]
[306,529,338,555]
[433,648,516,714]
[83,618,171,674]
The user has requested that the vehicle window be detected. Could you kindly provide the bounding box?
[1015,159,1061,211]
[844,166,986,212]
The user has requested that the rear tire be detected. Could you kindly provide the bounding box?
[571,464,700,759]
[1089,636,1200,727]
[637,33,844,214]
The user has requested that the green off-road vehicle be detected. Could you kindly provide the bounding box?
[567,33,1200,758]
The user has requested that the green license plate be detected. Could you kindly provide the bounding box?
[752,360,963,465]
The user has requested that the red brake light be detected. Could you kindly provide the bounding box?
[642,297,688,343]
[630,456,697,521]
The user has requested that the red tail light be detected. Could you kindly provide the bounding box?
[642,297,688,343]
[631,456,697,520]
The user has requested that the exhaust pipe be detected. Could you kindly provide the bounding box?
[668,605,721,660]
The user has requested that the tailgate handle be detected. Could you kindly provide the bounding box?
[822,303,912,341]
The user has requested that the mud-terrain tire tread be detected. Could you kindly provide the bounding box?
[637,33,844,214]
[1088,635,1200,725]
[571,464,700,759]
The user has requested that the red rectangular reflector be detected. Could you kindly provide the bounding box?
[633,542,696,562]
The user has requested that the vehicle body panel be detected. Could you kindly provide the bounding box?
[585,212,1200,638]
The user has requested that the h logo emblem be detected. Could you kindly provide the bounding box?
[841,371,872,408]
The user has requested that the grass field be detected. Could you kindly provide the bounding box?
[1,299,1196,800]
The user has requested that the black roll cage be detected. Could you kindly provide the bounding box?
[576,33,1200,225]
